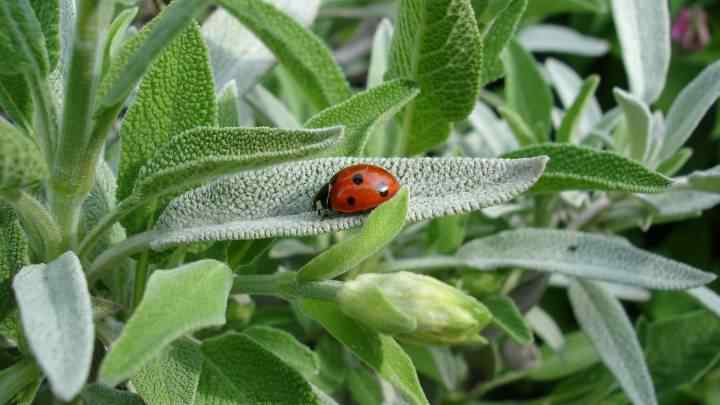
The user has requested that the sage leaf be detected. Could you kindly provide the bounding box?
[638,190,720,222]
[546,59,602,137]
[299,188,408,282]
[12,252,93,401]
[217,80,246,127]
[0,359,41,405]
[657,148,692,176]
[402,343,467,391]
[658,61,720,161]
[524,0,607,19]
[132,338,202,405]
[99,260,233,387]
[81,384,144,405]
[203,2,319,93]
[243,326,320,379]
[0,75,33,132]
[305,79,419,155]
[29,0,60,70]
[504,143,671,193]
[245,85,301,129]
[117,22,217,203]
[568,279,657,405]
[610,0,669,103]
[457,229,715,290]
[387,0,483,154]
[688,287,720,318]
[526,332,598,381]
[613,88,651,162]
[483,295,533,345]
[218,0,351,110]
[518,24,608,56]
[103,7,139,77]
[525,307,564,351]
[198,332,324,404]
[0,0,49,77]
[466,103,518,157]
[479,0,527,86]
[152,157,547,249]
[0,116,47,192]
[687,165,720,192]
[498,106,537,146]
[556,75,600,144]
[0,205,28,323]
[301,299,429,405]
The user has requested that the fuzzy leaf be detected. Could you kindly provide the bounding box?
[301,300,429,405]
[299,188,408,282]
[203,2,319,93]
[218,0,351,110]
[657,148,692,176]
[614,88,651,162]
[556,75,600,144]
[402,343,467,390]
[117,22,217,203]
[198,332,324,404]
[498,106,537,146]
[81,385,145,405]
[305,79,419,155]
[245,85,300,129]
[518,24,608,56]
[610,0,669,103]
[152,157,547,249]
[526,332,598,381]
[29,0,60,70]
[387,0,483,154]
[243,326,319,379]
[457,229,716,290]
[0,0,49,76]
[568,279,657,405]
[503,40,553,142]
[132,338,202,405]
[217,81,251,127]
[0,119,47,192]
[12,252,93,401]
[687,165,720,192]
[0,75,33,131]
[0,205,28,323]
[0,359,41,405]
[81,162,126,258]
[638,190,720,221]
[688,287,720,319]
[479,0,527,86]
[99,260,233,387]
[504,143,671,193]
[546,59,602,137]
[483,295,533,345]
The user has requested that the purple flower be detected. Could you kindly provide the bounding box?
[672,6,711,52]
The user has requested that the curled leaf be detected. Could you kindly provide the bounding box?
[152,157,547,249]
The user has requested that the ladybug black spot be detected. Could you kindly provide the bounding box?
[352,174,363,185]
[347,196,356,206]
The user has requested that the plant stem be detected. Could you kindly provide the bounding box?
[232,272,342,301]
[533,195,553,228]
[87,230,161,285]
[2,190,62,260]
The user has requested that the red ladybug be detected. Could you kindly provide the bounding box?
[314,164,400,216]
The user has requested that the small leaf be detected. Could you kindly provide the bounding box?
[29,0,60,70]
[153,157,547,249]
[245,84,301,129]
[504,143,672,193]
[688,287,720,318]
[498,106,537,146]
[103,6,138,75]
[526,332,598,381]
[613,88,651,162]
[12,252,93,401]
[243,326,319,379]
[0,204,29,323]
[218,0,351,110]
[81,384,145,405]
[0,0,49,77]
[99,260,233,387]
[0,74,33,131]
[483,295,533,344]
[132,338,202,405]
[638,190,720,222]
[387,0,483,154]
[479,0,527,86]
[305,79,419,155]
[402,343,467,390]
[568,279,657,405]
[0,359,41,405]
[525,307,564,351]
[457,229,716,290]
[301,299,429,405]
[556,75,600,144]
[216,80,248,127]
[503,40,553,142]
[0,119,47,192]
[656,147,692,176]
[546,59,602,137]
[518,24,608,56]
[687,165,720,192]
[659,61,720,161]
[199,332,324,404]
[299,188,408,282]
[610,0,670,103]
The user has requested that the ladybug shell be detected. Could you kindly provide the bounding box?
[324,164,400,214]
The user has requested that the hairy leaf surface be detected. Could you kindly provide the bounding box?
[478,0,527,86]
[0,0,49,76]
[132,338,202,405]
[0,118,47,192]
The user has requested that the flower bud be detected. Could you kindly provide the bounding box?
[337,272,492,345]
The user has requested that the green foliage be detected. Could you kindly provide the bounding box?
[0,119,47,192]
[483,295,533,344]
[132,338,202,405]
[556,75,600,144]
[479,0,528,86]
[0,0,49,77]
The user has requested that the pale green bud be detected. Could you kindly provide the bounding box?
[337,272,493,345]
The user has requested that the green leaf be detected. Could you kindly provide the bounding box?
[645,310,720,391]
[519,25,608,57]
[0,0,49,76]
[245,84,301,129]
[504,143,672,193]
[483,295,533,344]
[0,74,33,131]
[81,384,145,405]
[243,326,319,379]
[0,359,41,405]
[546,59,602,138]
[366,19,396,157]
[526,332,599,381]
[524,0,607,18]
[479,0,527,86]
[638,190,720,222]
[658,61,720,161]
[305,79,419,155]
[218,0,351,111]
[557,75,600,144]
[301,299,429,405]
[387,0,483,154]
[688,287,720,319]
[613,88,651,162]
[217,81,246,127]
[103,6,139,77]
[610,0,669,103]
[347,367,385,405]
[152,157,547,249]
[0,204,28,323]
[568,279,658,405]
[457,229,716,290]
[503,40,553,142]
[402,343,467,390]
[198,332,324,404]
[81,161,126,258]
[29,0,60,70]
[687,165,720,192]
[428,214,467,254]
[117,22,217,204]
[299,188,408,282]
[99,260,233,387]
[132,338,202,405]
[498,105,537,146]
[0,117,47,192]
[12,252,93,401]
[656,147,692,176]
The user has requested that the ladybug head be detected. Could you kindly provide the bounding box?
[313,183,331,212]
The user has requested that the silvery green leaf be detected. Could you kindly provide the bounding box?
[687,286,720,319]
[556,75,600,144]
[47,0,75,111]
[104,7,138,75]
[613,88,651,162]
[81,161,126,256]
[305,79,419,155]
[637,190,720,222]
[132,338,202,405]
[525,307,564,351]
[246,85,301,129]
[526,331,599,381]
[152,157,547,249]
[0,359,41,405]
[365,19,395,157]
[401,343,467,391]
[479,0,528,86]
[12,252,93,401]
[498,106,537,146]
[546,59,602,138]
[0,0,49,76]
[657,148,692,176]
[457,229,715,290]
[81,384,144,405]
[466,103,518,157]
[687,165,720,192]
[519,25,609,56]
[0,119,48,192]
[658,61,720,161]
[550,274,650,302]
[217,80,254,127]
[202,1,318,93]
[568,278,657,405]
[610,0,669,103]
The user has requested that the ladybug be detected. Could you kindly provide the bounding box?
[314,164,400,216]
